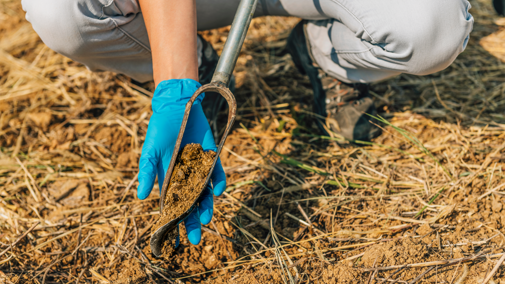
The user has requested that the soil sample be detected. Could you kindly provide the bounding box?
[151,143,216,258]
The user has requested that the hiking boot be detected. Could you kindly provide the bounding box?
[286,20,381,141]
[197,34,235,140]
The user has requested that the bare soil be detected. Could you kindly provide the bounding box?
[108,259,153,284]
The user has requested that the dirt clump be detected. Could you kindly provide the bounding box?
[107,258,155,284]
[152,143,216,257]
[361,237,429,267]
[320,263,367,284]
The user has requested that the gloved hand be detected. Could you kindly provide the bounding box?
[137,79,226,245]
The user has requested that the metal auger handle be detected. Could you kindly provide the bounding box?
[211,0,258,87]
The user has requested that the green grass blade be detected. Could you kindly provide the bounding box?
[273,151,329,176]
[366,114,452,180]
[414,187,445,219]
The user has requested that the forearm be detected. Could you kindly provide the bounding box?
[139,0,199,86]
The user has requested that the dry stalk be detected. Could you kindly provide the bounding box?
[363,252,502,272]
[0,221,39,258]
[480,253,505,284]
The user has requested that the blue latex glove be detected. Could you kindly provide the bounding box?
[137,79,226,245]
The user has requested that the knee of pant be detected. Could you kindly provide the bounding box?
[22,0,94,61]
[376,1,473,76]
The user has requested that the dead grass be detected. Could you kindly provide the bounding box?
[1,0,505,283]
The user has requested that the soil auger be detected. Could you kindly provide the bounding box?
[150,0,259,257]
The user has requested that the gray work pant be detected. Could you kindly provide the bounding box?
[21,0,473,84]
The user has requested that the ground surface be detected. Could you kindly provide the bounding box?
[2,0,505,283]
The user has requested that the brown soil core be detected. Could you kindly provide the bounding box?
[151,143,216,257]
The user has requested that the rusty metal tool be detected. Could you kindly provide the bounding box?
[150,0,259,257]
